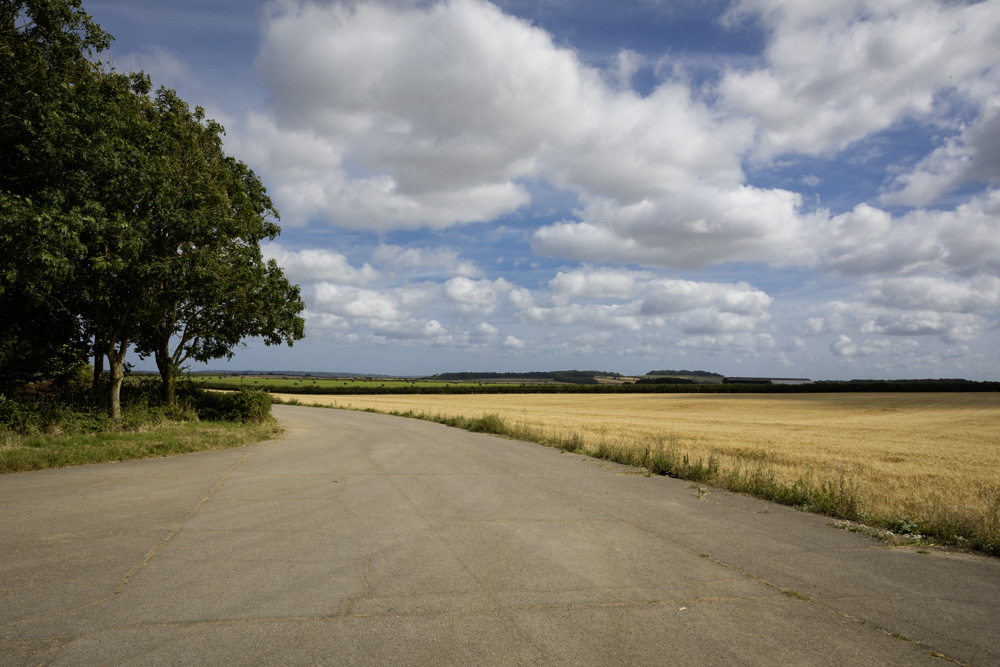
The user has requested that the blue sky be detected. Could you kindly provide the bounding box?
[88,0,1000,379]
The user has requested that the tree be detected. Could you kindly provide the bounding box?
[76,76,305,418]
[139,250,305,407]
[1,0,111,386]
[128,90,305,405]
[3,2,305,418]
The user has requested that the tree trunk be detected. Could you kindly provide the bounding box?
[155,340,175,408]
[106,345,127,421]
[92,339,105,389]
[156,353,177,408]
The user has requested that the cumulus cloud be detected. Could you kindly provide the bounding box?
[249,0,566,229]
[532,185,822,269]
[502,335,525,350]
[516,267,774,335]
[863,276,1000,313]
[858,311,983,342]
[549,266,648,304]
[821,193,1000,277]
[883,106,1000,206]
[263,243,379,284]
[639,277,771,317]
[241,0,833,271]
[443,277,514,316]
[720,0,1000,159]
[804,276,995,346]
[830,335,889,358]
[372,244,482,278]
[231,0,1000,374]
[676,333,776,354]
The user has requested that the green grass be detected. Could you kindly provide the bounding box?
[189,375,482,390]
[0,419,278,473]
[0,379,279,473]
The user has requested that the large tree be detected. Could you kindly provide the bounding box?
[0,0,110,386]
[130,88,304,406]
[76,74,305,418]
[2,1,305,417]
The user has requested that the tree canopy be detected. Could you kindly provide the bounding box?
[1,0,305,416]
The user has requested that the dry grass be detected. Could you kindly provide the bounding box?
[274,391,1000,553]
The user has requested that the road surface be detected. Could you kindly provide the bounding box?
[1,404,998,665]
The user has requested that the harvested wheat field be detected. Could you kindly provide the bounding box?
[275,391,1000,551]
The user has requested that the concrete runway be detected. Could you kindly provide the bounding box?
[1,404,998,665]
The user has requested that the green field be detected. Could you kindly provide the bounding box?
[188,375,484,390]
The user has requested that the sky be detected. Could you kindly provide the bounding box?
[86,0,1000,379]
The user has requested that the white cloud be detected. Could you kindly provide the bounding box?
[549,266,648,304]
[805,279,995,346]
[883,106,1000,206]
[443,277,514,316]
[263,242,379,284]
[822,192,1000,277]
[372,244,482,278]
[610,49,643,89]
[312,284,403,321]
[515,267,774,336]
[532,185,822,269]
[519,302,643,331]
[220,0,1000,375]
[640,278,771,317]
[244,0,818,267]
[502,335,525,350]
[675,333,776,354]
[863,275,1000,313]
[721,0,1000,160]
[858,311,983,342]
[830,335,889,358]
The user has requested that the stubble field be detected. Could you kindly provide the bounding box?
[274,391,1000,553]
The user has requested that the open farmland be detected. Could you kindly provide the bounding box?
[273,391,1000,553]
[190,375,479,390]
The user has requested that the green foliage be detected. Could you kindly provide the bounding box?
[193,389,272,423]
[1,1,304,416]
[634,376,697,385]
[1,0,110,384]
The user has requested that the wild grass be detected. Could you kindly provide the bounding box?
[0,380,278,473]
[0,420,278,473]
[271,392,1000,556]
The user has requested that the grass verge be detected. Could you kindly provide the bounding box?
[274,396,999,557]
[1,379,279,473]
[0,419,279,473]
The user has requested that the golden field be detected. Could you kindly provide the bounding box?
[275,391,1000,548]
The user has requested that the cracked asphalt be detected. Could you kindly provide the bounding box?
[2,404,998,665]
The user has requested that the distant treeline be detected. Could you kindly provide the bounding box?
[645,370,724,378]
[205,379,1000,396]
[424,371,621,385]
[634,377,698,385]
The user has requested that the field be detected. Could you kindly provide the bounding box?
[190,375,474,389]
[273,391,1000,553]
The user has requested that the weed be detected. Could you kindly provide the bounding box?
[467,413,507,435]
